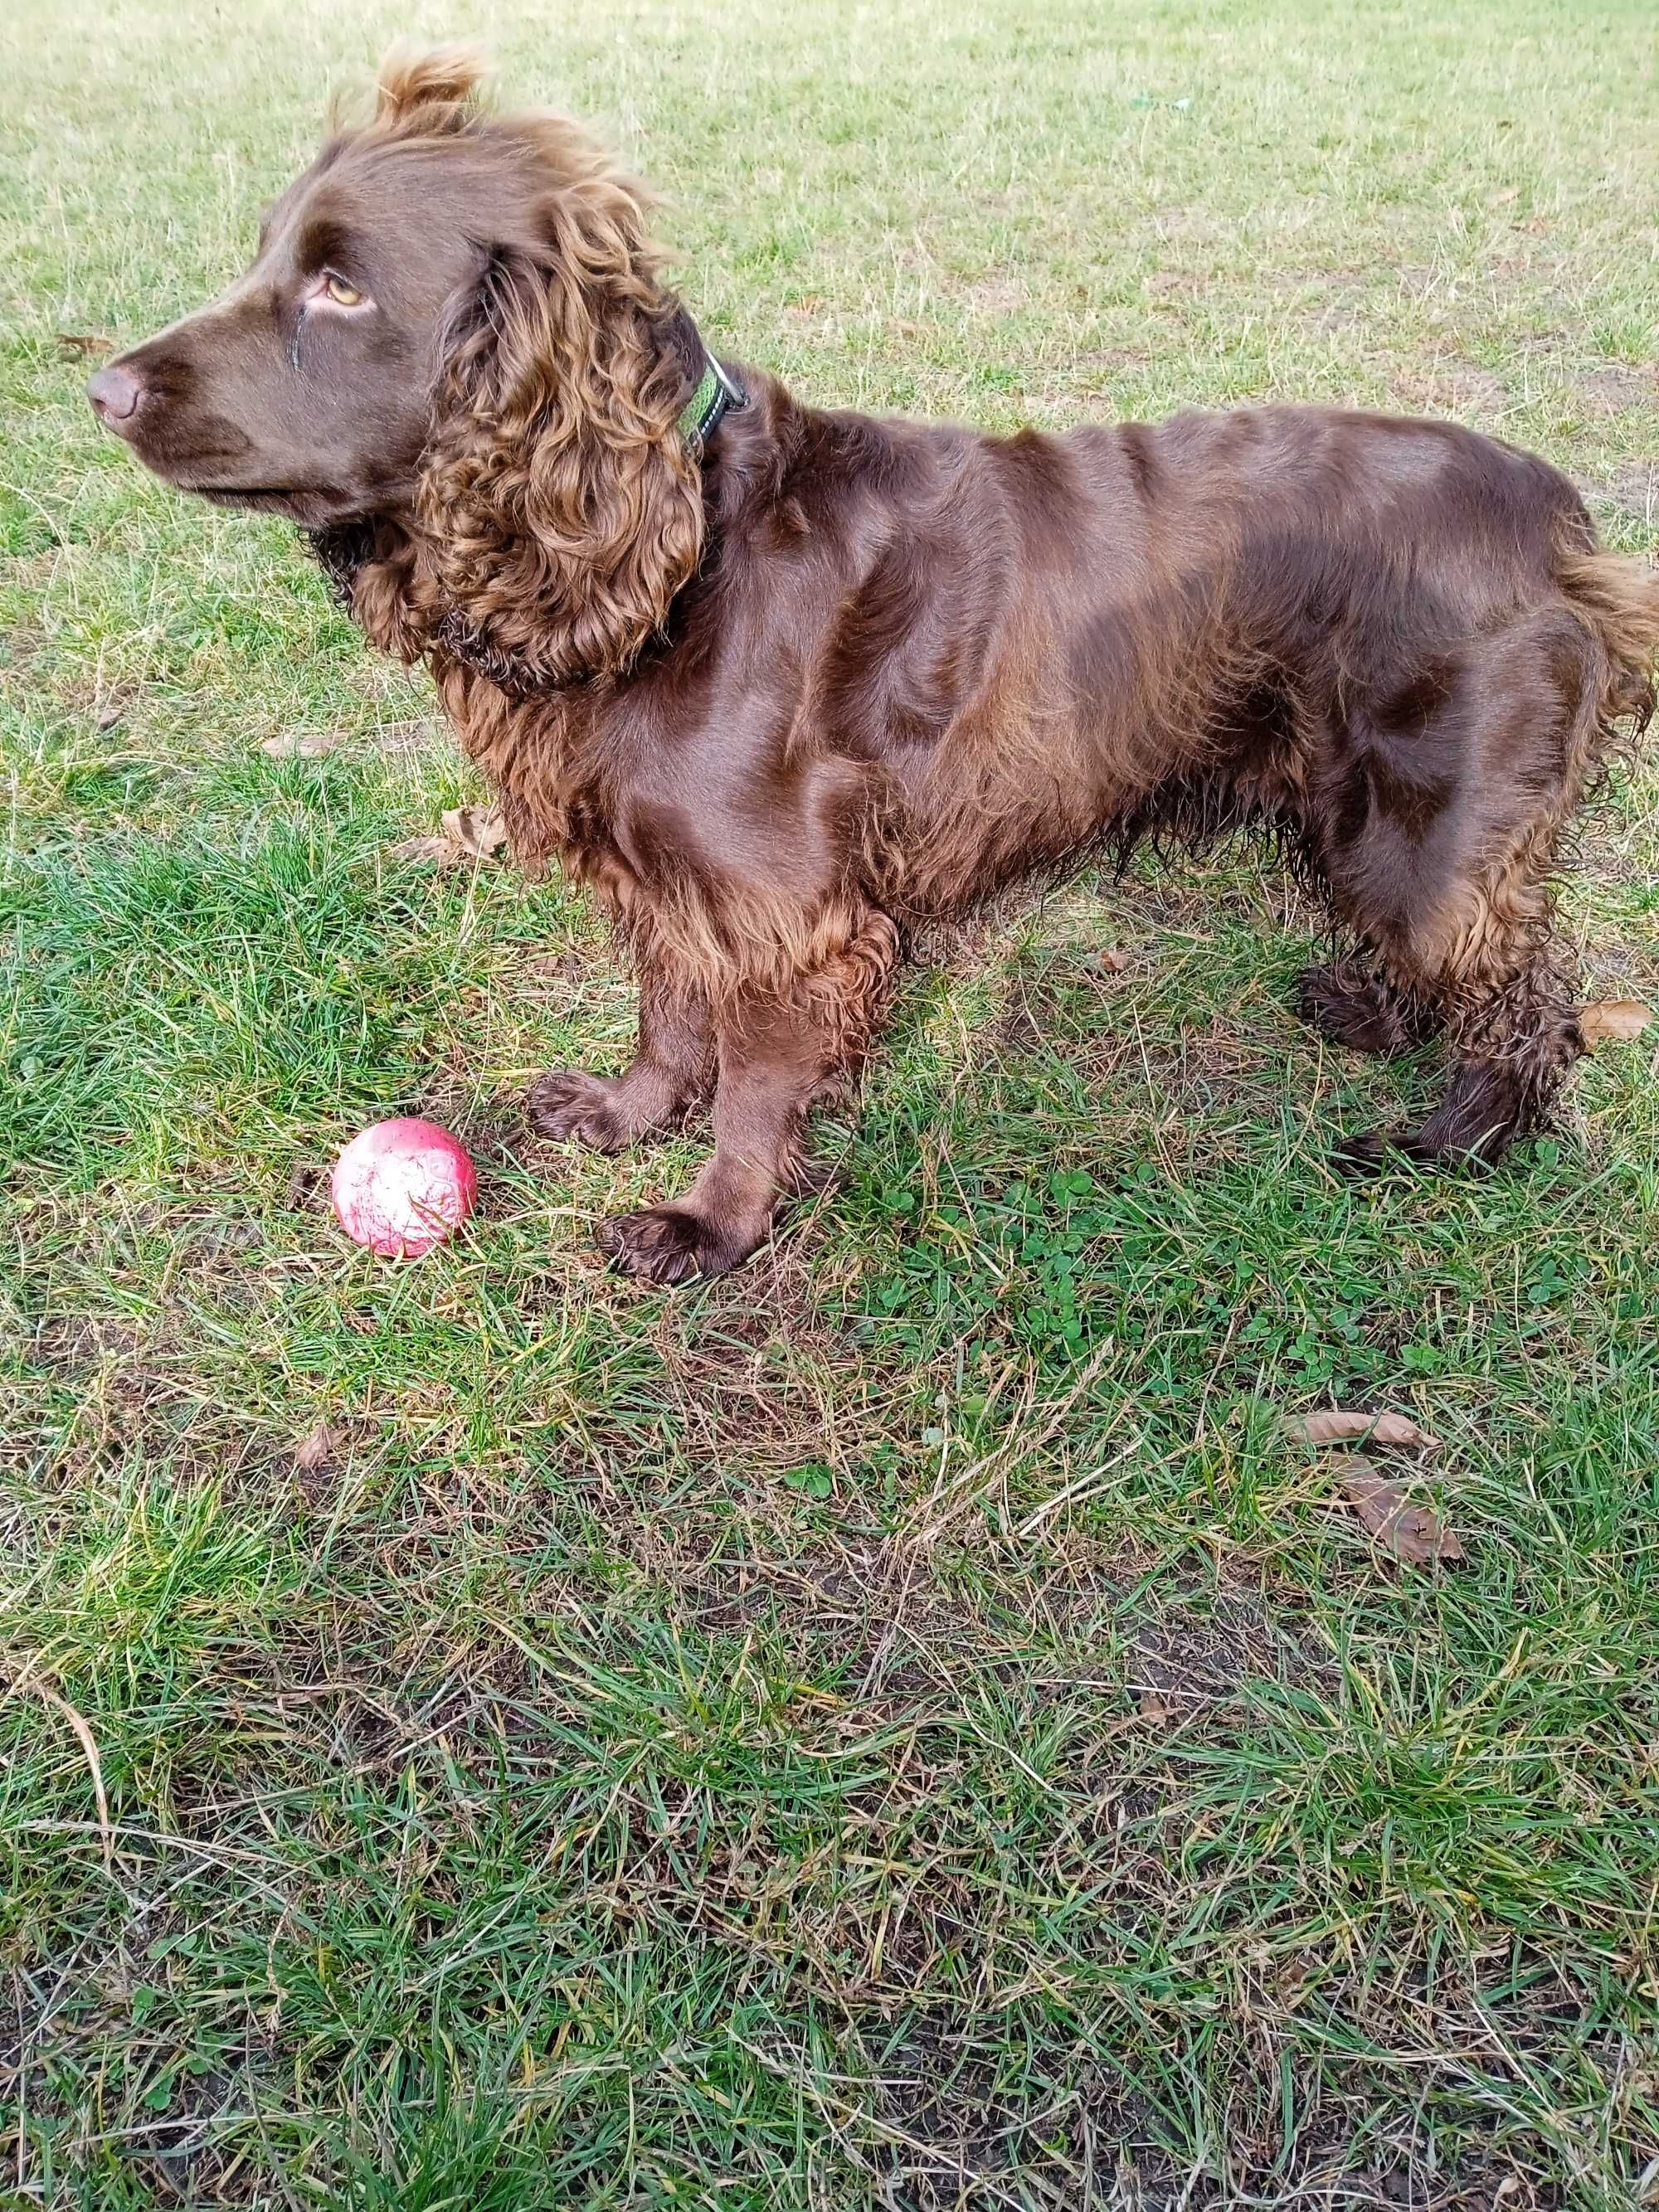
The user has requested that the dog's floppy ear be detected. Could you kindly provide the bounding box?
[415,142,706,690]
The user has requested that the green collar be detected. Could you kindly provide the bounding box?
[678,350,747,452]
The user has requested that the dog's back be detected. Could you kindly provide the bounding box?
[860,403,1651,914]
[766,388,1653,1174]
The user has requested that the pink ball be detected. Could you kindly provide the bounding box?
[329,1117,478,1257]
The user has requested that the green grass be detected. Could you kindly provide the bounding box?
[3,0,1657,2203]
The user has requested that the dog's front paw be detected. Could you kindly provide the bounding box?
[600,1203,757,1287]
[528,1069,635,1155]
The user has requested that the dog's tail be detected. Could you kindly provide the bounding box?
[1554,530,1659,740]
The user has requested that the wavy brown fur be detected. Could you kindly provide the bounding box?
[345,52,706,689]
[90,51,1659,1282]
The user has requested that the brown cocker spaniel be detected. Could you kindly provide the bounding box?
[90,50,1658,1283]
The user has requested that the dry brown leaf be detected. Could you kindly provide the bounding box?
[1287,1408,1439,1451]
[527,950,588,982]
[56,331,114,357]
[262,731,339,761]
[443,803,508,856]
[389,804,508,869]
[387,834,455,864]
[1579,999,1652,1048]
[1331,1455,1466,1568]
[292,1422,341,1473]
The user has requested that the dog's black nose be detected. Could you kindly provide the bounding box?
[87,363,144,426]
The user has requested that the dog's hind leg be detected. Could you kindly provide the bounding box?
[1334,935,1584,1173]
[1411,950,1583,1164]
[1294,958,1438,1057]
[1324,606,1614,1172]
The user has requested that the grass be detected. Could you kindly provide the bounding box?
[2,0,1657,2202]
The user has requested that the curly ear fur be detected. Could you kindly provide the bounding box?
[304,63,707,688]
[307,517,443,663]
[327,42,489,139]
[415,130,706,688]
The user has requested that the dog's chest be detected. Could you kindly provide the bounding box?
[439,663,635,896]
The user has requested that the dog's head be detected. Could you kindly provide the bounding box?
[89,49,707,684]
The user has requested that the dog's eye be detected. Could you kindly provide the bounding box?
[321,274,365,308]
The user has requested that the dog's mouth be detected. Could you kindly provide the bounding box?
[197,484,298,506]
[193,483,356,527]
